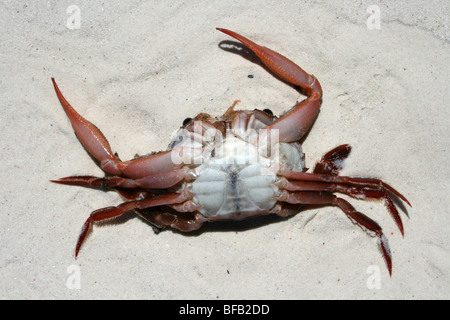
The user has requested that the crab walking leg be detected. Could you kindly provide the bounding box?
[75,192,190,257]
[270,203,304,217]
[279,168,410,236]
[52,78,122,175]
[279,168,411,207]
[216,28,322,142]
[137,209,205,232]
[278,178,404,236]
[51,168,188,189]
[51,175,150,200]
[280,191,393,276]
[313,144,352,175]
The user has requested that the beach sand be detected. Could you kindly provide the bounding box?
[0,0,448,299]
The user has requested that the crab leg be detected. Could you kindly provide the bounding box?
[279,178,404,236]
[295,145,406,232]
[51,168,187,189]
[280,168,411,207]
[75,191,190,257]
[137,209,205,232]
[313,144,352,175]
[270,202,304,217]
[279,168,410,236]
[280,191,393,276]
[217,28,322,142]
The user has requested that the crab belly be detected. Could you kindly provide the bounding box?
[189,136,278,221]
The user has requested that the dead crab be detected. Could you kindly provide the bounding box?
[51,28,410,275]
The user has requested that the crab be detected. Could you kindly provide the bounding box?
[51,28,410,275]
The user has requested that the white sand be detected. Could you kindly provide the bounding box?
[1,0,448,299]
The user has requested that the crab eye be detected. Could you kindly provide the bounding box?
[263,109,273,116]
[182,117,192,126]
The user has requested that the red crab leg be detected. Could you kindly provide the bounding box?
[75,191,190,257]
[300,145,406,232]
[279,178,404,236]
[52,78,122,176]
[279,168,410,236]
[270,203,304,217]
[115,188,148,200]
[51,168,187,189]
[280,169,411,207]
[216,28,322,142]
[51,175,150,200]
[280,191,393,276]
[313,144,352,175]
[137,209,205,232]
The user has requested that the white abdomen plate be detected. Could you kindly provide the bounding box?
[189,136,278,220]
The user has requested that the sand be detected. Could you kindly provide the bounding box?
[0,0,448,299]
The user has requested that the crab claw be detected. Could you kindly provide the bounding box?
[217,28,322,142]
[51,78,122,175]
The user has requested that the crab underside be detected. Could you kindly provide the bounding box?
[51,28,410,276]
